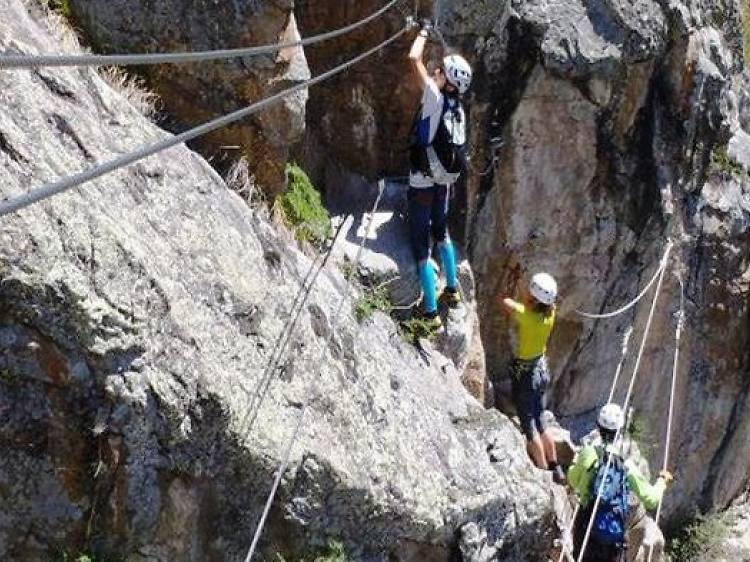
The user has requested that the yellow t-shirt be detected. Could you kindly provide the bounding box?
[508,300,556,360]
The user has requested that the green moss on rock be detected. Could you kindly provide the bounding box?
[278,163,332,246]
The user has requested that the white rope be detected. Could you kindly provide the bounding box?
[575,241,673,319]
[646,275,684,562]
[607,326,633,404]
[0,27,409,217]
[0,0,403,68]
[576,254,672,562]
[243,179,387,562]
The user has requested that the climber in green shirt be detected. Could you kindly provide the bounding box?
[568,403,673,562]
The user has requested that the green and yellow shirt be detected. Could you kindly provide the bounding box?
[567,444,667,510]
[507,300,556,360]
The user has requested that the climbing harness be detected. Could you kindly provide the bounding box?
[646,275,685,562]
[576,250,672,562]
[242,180,387,562]
[0,26,409,217]
[575,241,673,320]
[0,0,404,69]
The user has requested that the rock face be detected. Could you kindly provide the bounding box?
[297,0,750,536]
[331,181,490,404]
[296,0,419,192]
[716,494,750,561]
[435,0,750,526]
[0,2,560,561]
[68,0,310,196]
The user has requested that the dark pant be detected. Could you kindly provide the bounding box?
[408,185,449,263]
[510,356,549,440]
[574,508,627,562]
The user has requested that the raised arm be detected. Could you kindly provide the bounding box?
[408,27,431,88]
[500,265,524,314]
[501,297,523,314]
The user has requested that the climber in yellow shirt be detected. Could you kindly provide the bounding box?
[500,270,565,483]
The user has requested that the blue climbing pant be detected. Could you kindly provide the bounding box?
[419,260,438,314]
[408,185,459,309]
[438,239,459,290]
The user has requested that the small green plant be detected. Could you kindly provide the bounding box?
[711,0,730,27]
[45,0,74,21]
[0,369,18,386]
[278,164,332,246]
[354,285,392,322]
[399,317,439,344]
[313,541,350,562]
[338,261,357,281]
[273,540,351,562]
[666,512,734,561]
[57,552,113,562]
[711,144,744,177]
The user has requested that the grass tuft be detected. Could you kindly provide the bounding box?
[354,285,392,323]
[275,540,351,562]
[98,67,159,117]
[399,317,438,344]
[226,157,264,208]
[277,163,332,246]
[56,551,119,562]
[666,512,735,561]
[711,144,745,177]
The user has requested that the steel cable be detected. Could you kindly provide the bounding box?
[242,179,387,562]
[0,0,403,69]
[0,26,409,217]
[239,218,348,440]
[646,275,685,562]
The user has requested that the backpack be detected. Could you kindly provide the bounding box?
[409,94,468,178]
[589,448,630,545]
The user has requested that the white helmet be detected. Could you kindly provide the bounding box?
[443,54,472,95]
[529,272,558,305]
[598,403,625,432]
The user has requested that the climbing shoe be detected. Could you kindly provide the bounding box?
[552,465,567,486]
[440,287,462,309]
[423,311,443,331]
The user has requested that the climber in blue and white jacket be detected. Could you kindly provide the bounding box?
[407,20,472,329]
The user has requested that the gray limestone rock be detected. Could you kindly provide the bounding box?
[0,2,559,560]
[67,0,309,196]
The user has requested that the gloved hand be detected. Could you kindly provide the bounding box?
[659,470,674,486]
[420,18,434,35]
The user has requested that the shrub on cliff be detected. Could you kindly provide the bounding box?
[279,163,332,246]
